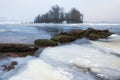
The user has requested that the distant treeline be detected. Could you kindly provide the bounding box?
[34,5,83,23]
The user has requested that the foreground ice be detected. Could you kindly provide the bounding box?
[0,34,120,80]
[9,59,72,80]
[40,42,120,80]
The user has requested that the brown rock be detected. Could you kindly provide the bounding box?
[68,30,85,38]
[51,35,76,44]
[34,39,58,47]
[0,43,38,52]
[6,50,37,57]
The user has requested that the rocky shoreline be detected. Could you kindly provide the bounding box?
[0,28,113,58]
[35,28,113,45]
[0,28,114,72]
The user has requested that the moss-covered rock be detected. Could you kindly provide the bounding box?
[89,33,100,40]
[0,43,38,57]
[0,43,37,52]
[51,36,60,42]
[68,30,85,38]
[97,32,112,38]
[88,32,112,40]
[51,28,113,43]
[52,35,76,44]
[82,28,113,40]
[34,39,58,47]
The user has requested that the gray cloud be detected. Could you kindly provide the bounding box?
[0,0,119,22]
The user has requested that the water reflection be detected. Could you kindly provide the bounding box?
[0,24,120,44]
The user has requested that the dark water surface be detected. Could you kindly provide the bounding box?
[0,23,120,44]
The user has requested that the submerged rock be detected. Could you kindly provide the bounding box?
[34,39,58,47]
[51,35,76,44]
[2,61,17,71]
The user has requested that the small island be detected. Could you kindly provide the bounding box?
[34,5,83,23]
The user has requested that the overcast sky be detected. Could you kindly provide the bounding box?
[0,0,120,22]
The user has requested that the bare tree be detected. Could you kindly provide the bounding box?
[34,5,83,23]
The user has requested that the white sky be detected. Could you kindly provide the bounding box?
[0,0,120,22]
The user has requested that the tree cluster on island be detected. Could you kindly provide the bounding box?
[34,5,83,23]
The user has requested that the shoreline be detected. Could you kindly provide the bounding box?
[0,22,119,26]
